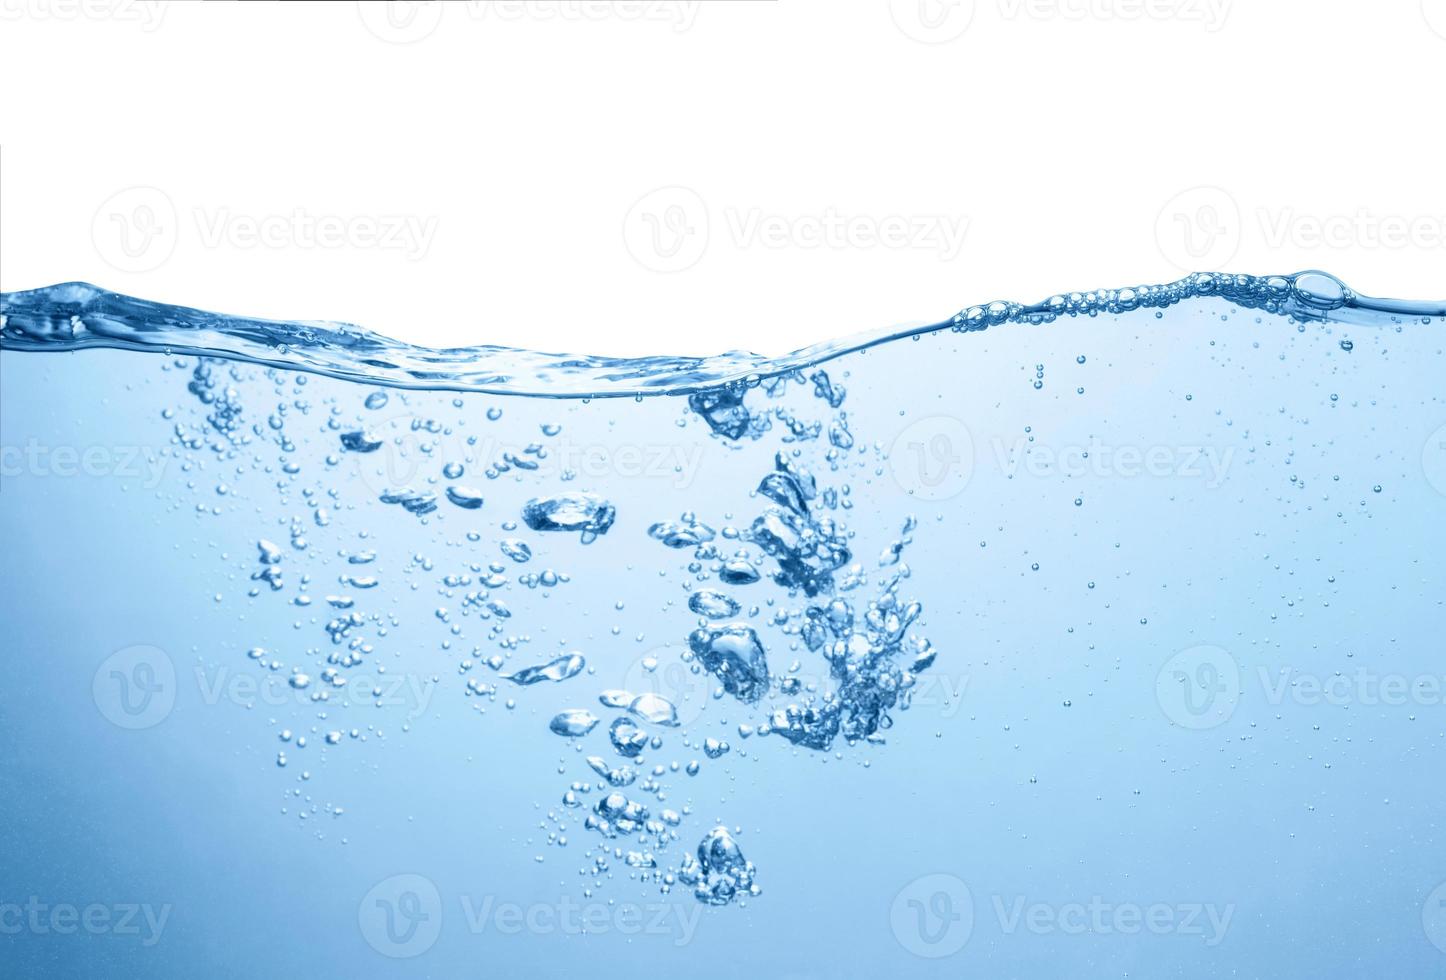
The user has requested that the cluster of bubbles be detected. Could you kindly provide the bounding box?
[148,338,943,908]
[523,366,940,904]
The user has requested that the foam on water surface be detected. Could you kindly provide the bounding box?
[5,271,1441,397]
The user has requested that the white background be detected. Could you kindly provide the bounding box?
[1,0,1443,355]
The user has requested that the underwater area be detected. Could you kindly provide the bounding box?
[1,271,1444,978]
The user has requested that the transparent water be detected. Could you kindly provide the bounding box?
[2,272,1444,977]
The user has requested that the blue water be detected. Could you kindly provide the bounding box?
[2,272,1445,978]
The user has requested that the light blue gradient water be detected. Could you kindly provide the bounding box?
[2,273,1445,978]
